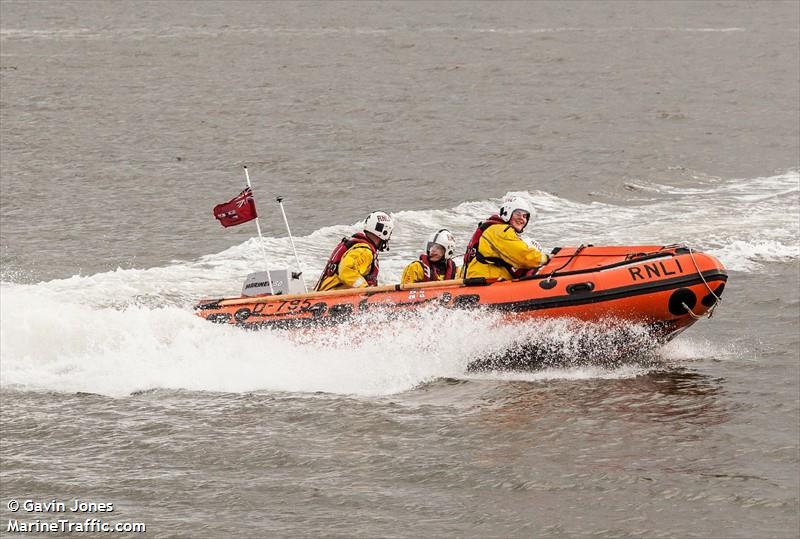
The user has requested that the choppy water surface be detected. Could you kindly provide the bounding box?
[1,2,798,537]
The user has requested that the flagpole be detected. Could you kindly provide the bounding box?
[243,166,275,295]
[275,196,308,293]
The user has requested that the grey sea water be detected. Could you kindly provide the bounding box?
[1,1,798,538]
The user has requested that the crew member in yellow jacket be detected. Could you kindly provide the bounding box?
[401,229,458,284]
[314,211,394,291]
[461,197,550,281]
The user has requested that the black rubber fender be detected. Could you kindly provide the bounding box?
[668,288,697,316]
[702,283,725,307]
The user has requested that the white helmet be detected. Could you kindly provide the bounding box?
[499,196,535,229]
[363,211,394,243]
[425,229,456,260]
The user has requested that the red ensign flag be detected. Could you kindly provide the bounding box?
[213,187,258,227]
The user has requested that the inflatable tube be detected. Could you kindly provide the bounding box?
[195,245,727,342]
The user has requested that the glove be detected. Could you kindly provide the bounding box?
[541,254,550,266]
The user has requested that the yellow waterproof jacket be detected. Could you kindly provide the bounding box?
[400,257,458,284]
[462,223,548,281]
[316,243,377,291]
[400,260,427,285]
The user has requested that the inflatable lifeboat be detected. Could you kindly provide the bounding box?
[195,244,727,343]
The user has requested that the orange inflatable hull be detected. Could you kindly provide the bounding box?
[195,245,727,342]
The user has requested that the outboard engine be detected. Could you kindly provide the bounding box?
[241,269,305,297]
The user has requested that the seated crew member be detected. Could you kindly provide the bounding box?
[400,229,458,284]
[461,196,550,280]
[314,211,394,291]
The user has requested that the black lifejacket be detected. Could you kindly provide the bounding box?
[315,233,379,290]
[417,254,458,282]
[462,214,515,274]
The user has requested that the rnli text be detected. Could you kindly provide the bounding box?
[628,259,684,281]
